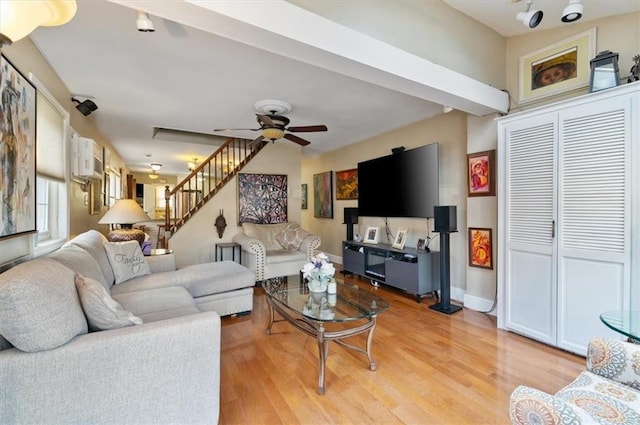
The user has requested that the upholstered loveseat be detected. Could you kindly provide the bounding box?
[0,230,255,424]
[510,337,640,424]
[233,222,321,281]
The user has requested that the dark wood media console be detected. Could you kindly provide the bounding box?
[342,241,440,302]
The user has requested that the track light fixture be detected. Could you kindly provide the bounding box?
[516,0,543,29]
[136,11,154,32]
[71,97,98,116]
[562,0,583,23]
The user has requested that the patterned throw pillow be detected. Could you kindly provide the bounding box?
[103,240,151,284]
[74,274,143,331]
[275,223,310,250]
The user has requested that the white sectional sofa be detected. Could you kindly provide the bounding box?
[0,230,255,424]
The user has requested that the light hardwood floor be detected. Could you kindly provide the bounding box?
[219,274,584,424]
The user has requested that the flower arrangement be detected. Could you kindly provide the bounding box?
[301,252,335,292]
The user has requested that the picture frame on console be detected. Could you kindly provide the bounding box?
[416,238,426,251]
[364,226,379,244]
[392,228,408,250]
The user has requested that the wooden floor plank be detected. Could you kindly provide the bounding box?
[219,274,584,424]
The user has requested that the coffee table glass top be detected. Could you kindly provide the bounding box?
[600,311,640,341]
[264,275,389,322]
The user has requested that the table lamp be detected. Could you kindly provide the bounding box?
[98,199,151,244]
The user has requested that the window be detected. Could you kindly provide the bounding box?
[31,75,69,251]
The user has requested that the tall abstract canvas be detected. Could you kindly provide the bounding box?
[313,171,333,219]
[0,55,37,239]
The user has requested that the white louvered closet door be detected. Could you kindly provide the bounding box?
[556,96,631,354]
[503,114,557,346]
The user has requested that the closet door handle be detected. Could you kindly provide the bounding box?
[552,220,555,238]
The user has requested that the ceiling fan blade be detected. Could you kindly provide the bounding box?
[213,127,260,132]
[284,133,311,146]
[256,114,274,127]
[287,125,328,133]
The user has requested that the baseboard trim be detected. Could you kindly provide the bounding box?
[463,293,496,315]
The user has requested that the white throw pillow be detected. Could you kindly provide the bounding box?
[74,273,143,331]
[103,240,151,284]
[275,222,310,250]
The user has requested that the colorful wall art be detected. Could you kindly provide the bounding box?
[237,173,288,224]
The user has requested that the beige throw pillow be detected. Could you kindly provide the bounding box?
[103,240,151,284]
[74,274,143,331]
[275,222,310,250]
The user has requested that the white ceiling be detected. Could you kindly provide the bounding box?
[28,1,638,176]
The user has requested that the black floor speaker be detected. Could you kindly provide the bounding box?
[434,205,457,233]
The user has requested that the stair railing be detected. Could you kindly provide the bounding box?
[161,137,265,246]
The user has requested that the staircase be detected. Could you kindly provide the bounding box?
[160,137,266,247]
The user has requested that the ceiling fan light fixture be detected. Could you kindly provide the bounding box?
[562,0,583,23]
[262,127,285,140]
[517,0,543,28]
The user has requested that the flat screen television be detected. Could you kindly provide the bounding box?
[357,143,439,218]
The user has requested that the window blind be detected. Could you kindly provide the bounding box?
[36,92,65,182]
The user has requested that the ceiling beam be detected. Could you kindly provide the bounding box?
[111,0,508,116]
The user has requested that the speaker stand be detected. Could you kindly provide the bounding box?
[429,231,462,314]
[345,223,355,241]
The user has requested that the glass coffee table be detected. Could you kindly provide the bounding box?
[600,310,640,342]
[263,275,389,395]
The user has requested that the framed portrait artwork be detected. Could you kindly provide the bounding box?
[335,168,358,200]
[0,55,37,240]
[417,238,426,251]
[467,150,495,197]
[301,183,308,209]
[519,28,596,104]
[364,226,379,244]
[468,227,493,269]
[392,228,408,250]
[313,171,333,219]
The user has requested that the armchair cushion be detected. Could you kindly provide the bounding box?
[242,222,288,251]
[104,240,151,284]
[510,337,640,424]
[275,222,310,250]
[74,273,142,332]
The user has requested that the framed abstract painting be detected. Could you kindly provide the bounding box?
[469,227,493,269]
[0,55,37,239]
[467,150,495,197]
[335,168,358,200]
[238,173,288,224]
[313,171,333,218]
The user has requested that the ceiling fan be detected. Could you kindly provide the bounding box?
[213,100,327,146]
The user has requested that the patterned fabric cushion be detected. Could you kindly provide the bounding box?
[0,258,88,352]
[557,371,640,424]
[588,337,640,389]
[103,240,151,284]
[74,274,143,331]
[275,222,310,250]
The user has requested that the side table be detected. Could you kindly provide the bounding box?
[216,242,242,264]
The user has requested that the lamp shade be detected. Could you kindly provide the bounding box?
[0,0,77,45]
[98,199,150,227]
